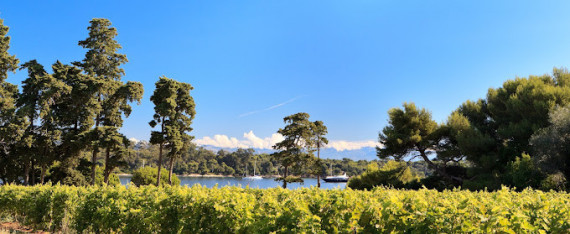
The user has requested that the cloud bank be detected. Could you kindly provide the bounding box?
[326,140,379,151]
[194,131,284,149]
[194,131,380,151]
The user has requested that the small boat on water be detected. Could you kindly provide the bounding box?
[244,158,263,180]
[323,173,349,183]
[245,175,263,180]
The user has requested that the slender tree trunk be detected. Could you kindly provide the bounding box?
[40,164,46,184]
[282,166,288,189]
[91,117,100,185]
[23,159,30,185]
[317,146,321,188]
[168,156,175,185]
[26,112,34,186]
[104,147,111,184]
[31,159,36,185]
[157,143,163,186]
[91,147,98,185]
[157,118,165,186]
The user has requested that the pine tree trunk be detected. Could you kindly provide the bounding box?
[157,118,165,186]
[104,147,111,184]
[40,164,46,184]
[91,148,98,185]
[317,146,321,188]
[26,112,34,186]
[157,143,163,186]
[91,118,100,185]
[23,159,30,185]
[168,156,175,185]
[283,166,288,189]
[31,159,36,185]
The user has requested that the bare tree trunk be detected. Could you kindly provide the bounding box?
[91,117,100,185]
[282,166,288,189]
[23,159,30,185]
[168,156,175,185]
[40,164,46,184]
[91,148,98,185]
[157,118,165,186]
[317,146,321,188]
[157,143,163,186]
[104,147,111,184]
[31,159,36,185]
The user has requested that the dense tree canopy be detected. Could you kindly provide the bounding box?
[0,18,22,184]
[149,77,195,185]
[75,18,143,184]
[375,68,570,191]
[272,112,316,188]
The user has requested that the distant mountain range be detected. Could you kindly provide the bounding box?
[199,145,379,161]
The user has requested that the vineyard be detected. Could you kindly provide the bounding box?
[0,185,569,233]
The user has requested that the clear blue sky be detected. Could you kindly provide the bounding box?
[2,1,570,149]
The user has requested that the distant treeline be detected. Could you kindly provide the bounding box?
[120,141,432,178]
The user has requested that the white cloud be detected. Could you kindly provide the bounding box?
[195,131,379,151]
[129,137,140,143]
[194,135,249,148]
[194,131,284,149]
[326,140,381,151]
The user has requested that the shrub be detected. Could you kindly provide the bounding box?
[502,154,544,190]
[131,167,180,186]
[1,185,570,233]
[348,161,421,190]
[541,172,567,191]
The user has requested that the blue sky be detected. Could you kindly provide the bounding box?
[2,1,570,150]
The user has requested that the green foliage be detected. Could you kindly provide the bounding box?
[149,76,195,186]
[310,120,328,183]
[1,185,570,233]
[503,154,544,190]
[75,18,144,185]
[94,166,120,186]
[530,105,570,190]
[272,112,316,188]
[0,18,24,184]
[131,167,180,186]
[541,172,567,191]
[457,69,570,173]
[378,103,461,185]
[348,161,421,190]
[378,102,438,160]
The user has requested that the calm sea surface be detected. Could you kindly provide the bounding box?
[119,175,347,189]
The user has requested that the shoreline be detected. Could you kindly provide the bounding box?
[116,173,282,178]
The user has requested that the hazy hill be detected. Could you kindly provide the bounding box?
[200,145,378,161]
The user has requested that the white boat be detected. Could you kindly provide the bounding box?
[323,172,349,183]
[245,175,263,180]
[244,158,263,180]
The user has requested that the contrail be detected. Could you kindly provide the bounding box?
[239,96,304,117]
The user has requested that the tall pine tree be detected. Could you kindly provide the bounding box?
[149,77,195,186]
[18,60,71,184]
[75,18,143,184]
[0,18,22,184]
[272,112,314,188]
